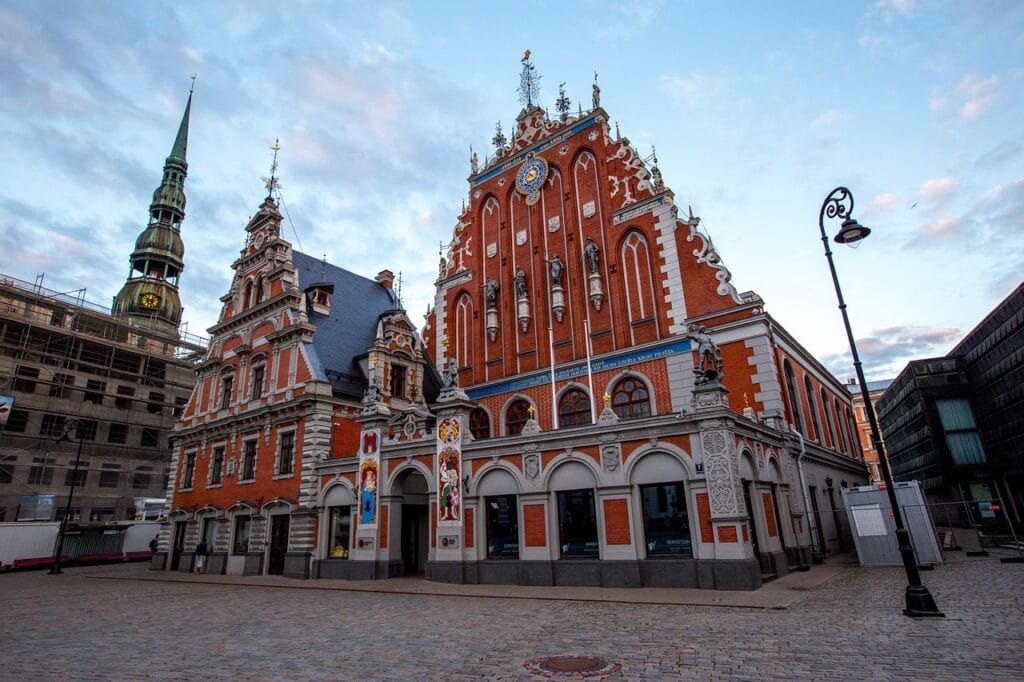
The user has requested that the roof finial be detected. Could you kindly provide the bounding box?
[262,138,282,198]
[396,271,404,305]
[518,50,540,108]
[556,82,570,122]
[320,253,327,280]
[492,121,507,150]
[189,73,197,94]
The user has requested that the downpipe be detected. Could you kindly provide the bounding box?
[792,427,815,570]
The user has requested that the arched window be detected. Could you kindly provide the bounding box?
[454,294,473,368]
[242,280,254,309]
[804,375,821,442]
[621,230,655,325]
[470,408,491,440]
[558,389,591,427]
[250,357,266,401]
[783,360,804,435]
[219,369,235,410]
[820,387,836,449]
[505,399,531,436]
[834,398,848,454]
[611,377,651,419]
[846,407,860,456]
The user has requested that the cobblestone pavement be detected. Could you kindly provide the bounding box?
[1,556,1022,681]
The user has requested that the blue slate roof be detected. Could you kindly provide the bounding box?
[292,250,398,398]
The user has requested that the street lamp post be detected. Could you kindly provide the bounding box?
[818,187,944,618]
[48,419,86,575]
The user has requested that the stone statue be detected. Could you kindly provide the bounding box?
[442,358,459,388]
[689,325,723,384]
[363,379,382,404]
[584,238,600,274]
[514,268,528,299]
[483,277,499,308]
[549,254,564,287]
[592,73,601,109]
[470,147,479,175]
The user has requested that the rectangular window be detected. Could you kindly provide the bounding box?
[277,432,294,475]
[936,398,986,465]
[5,409,29,433]
[640,482,693,556]
[172,396,188,417]
[328,506,351,558]
[107,422,129,444]
[182,453,196,489]
[147,392,164,414]
[83,379,105,405]
[56,507,81,522]
[98,466,120,488]
[114,385,135,410]
[12,366,39,393]
[89,507,115,522]
[485,494,519,559]
[49,372,73,398]
[141,428,160,447]
[27,458,55,485]
[220,376,233,409]
[391,365,407,399]
[39,413,66,437]
[556,489,598,557]
[209,447,224,485]
[241,440,257,480]
[251,365,265,400]
[64,465,88,487]
[132,471,152,489]
[77,419,98,441]
[233,515,251,554]
[201,517,218,546]
[0,455,16,484]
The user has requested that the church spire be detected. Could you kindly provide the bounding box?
[111,83,195,332]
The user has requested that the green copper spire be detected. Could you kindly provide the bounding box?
[112,80,195,332]
[167,84,192,166]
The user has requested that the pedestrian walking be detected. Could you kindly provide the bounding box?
[195,538,209,574]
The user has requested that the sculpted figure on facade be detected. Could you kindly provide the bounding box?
[484,277,500,308]
[548,254,564,287]
[514,268,528,299]
[584,238,600,274]
[689,325,723,384]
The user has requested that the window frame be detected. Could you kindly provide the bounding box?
[277,432,295,476]
[485,493,520,559]
[558,388,592,428]
[610,377,651,420]
[639,481,693,557]
[504,399,531,436]
[556,488,599,558]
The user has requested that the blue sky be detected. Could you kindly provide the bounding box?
[1,0,1021,381]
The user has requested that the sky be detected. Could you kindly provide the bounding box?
[1,0,1021,382]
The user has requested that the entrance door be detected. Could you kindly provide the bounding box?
[170,521,186,571]
[808,487,826,560]
[742,481,765,572]
[268,515,290,575]
[401,504,428,575]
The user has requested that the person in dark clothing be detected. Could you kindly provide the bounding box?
[194,539,209,574]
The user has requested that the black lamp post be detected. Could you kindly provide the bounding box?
[49,419,86,575]
[818,187,943,617]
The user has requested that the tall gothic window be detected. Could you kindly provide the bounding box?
[821,387,836,449]
[505,399,531,436]
[455,294,473,369]
[470,408,491,440]
[783,360,804,435]
[250,361,266,401]
[558,389,591,427]
[219,371,234,410]
[611,377,651,420]
[834,398,848,454]
[804,375,821,442]
[620,230,655,323]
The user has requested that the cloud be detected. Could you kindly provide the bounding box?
[919,177,954,203]
[811,108,848,129]
[820,324,962,380]
[865,192,903,216]
[956,74,1000,121]
[975,138,1022,168]
[659,73,716,106]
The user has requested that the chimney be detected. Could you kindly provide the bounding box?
[376,270,394,289]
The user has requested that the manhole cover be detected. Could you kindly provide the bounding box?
[524,655,621,678]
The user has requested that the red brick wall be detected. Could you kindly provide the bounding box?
[696,493,713,543]
[464,508,474,549]
[378,505,389,549]
[718,526,738,543]
[523,504,546,547]
[603,498,631,545]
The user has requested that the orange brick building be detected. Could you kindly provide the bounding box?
[157,65,868,589]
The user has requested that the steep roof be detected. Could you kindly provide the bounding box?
[292,250,398,398]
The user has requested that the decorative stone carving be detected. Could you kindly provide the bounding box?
[688,325,723,385]
[601,444,620,472]
[524,453,540,479]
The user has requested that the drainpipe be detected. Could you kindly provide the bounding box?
[792,427,814,571]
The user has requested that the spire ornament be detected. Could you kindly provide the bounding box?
[261,138,282,198]
[491,122,507,150]
[556,82,571,122]
[518,51,541,108]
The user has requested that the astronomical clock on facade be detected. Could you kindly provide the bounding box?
[158,58,868,590]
